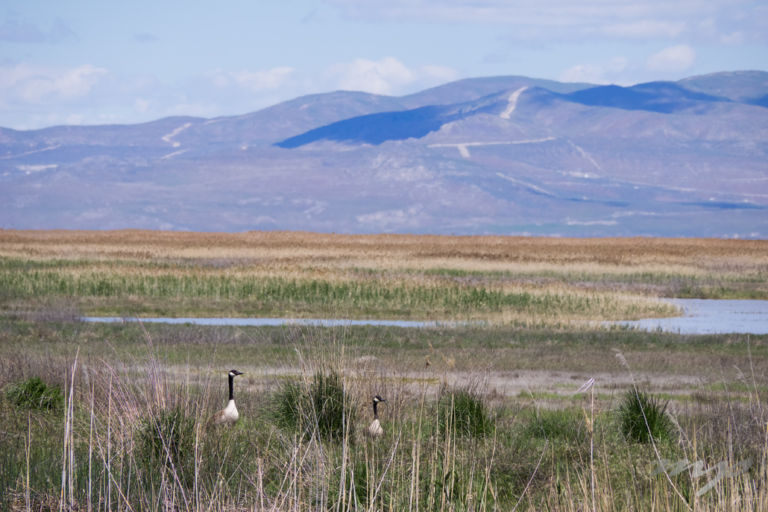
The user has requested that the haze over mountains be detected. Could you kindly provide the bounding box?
[1,71,766,237]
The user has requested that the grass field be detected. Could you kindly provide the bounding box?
[1,230,767,511]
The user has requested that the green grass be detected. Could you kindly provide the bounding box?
[437,386,495,438]
[413,266,768,300]
[618,389,674,444]
[4,376,63,411]
[272,370,354,442]
[0,256,679,322]
[0,316,766,511]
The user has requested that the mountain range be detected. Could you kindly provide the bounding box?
[1,71,766,237]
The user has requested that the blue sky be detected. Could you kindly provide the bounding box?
[2,0,766,129]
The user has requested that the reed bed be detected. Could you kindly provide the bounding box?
[0,261,677,324]
[8,229,766,324]
[1,230,765,302]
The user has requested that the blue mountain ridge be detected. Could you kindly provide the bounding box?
[275,81,746,148]
[560,82,731,113]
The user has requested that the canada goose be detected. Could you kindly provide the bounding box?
[367,395,386,437]
[211,369,243,425]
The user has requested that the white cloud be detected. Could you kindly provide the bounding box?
[212,67,295,93]
[559,57,628,84]
[328,0,763,43]
[645,44,696,72]
[560,65,608,84]
[326,57,457,95]
[720,32,745,45]
[134,98,151,113]
[0,63,108,104]
[328,57,414,95]
[601,20,686,38]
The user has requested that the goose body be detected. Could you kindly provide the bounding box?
[367,418,383,437]
[215,399,239,424]
[212,370,243,425]
[367,395,386,438]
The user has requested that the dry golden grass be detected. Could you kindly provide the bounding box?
[2,229,765,271]
[1,229,765,324]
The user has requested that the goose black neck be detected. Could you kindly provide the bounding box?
[228,373,235,401]
[372,400,379,419]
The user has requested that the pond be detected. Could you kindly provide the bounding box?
[614,299,768,335]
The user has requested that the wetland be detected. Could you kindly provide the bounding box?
[1,230,767,511]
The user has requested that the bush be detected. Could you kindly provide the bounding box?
[438,387,494,438]
[272,370,353,441]
[618,389,673,443]
[5,377,63,411]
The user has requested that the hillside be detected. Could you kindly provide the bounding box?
[1,71,766,237]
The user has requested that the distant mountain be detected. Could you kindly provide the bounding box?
[560,82,730,113]
[1,71,766,237]
[679,70,768,102]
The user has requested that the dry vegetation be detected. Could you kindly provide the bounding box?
[1,230,767,510]
[2,230,766,325]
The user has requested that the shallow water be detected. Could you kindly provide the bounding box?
[81,299,768,334]
[80,316,450,328]
[615,299,768,335]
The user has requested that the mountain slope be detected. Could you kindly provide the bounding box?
[1,71,766,237]
[560,82,731,113]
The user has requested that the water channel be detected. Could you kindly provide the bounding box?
[81,299,768,334]
[81,316,448,328]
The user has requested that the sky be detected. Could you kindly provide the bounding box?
[1,0,766,130]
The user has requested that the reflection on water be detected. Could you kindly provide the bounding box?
[80,316,452,328]
[616,299,768,335]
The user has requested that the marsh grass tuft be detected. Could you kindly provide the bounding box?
[272,370,354,442]
[618,389,673,443]
[4,376,63,411]
[438,386,494,438]
[137,405,197,488]
[524,408,587,445]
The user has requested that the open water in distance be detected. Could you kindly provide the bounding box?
[81,299,768,334]
[615,299,768,335]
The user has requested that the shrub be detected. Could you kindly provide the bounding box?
[618,389,673,443]
[4,377,63,411]
[272,370,353,442]
[438,387,494,438]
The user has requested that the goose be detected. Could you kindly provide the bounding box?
[211,369,243,425]
[367,395,386,438]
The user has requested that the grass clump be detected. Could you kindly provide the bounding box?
[273,370,354,441]
[438,387,494,438]
[4,376,63,411]
[618,389,673,443]
[137,406,197,487]
[523,408,587,444]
